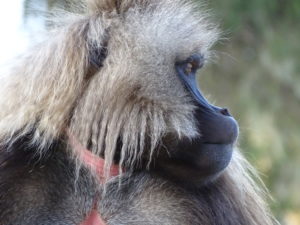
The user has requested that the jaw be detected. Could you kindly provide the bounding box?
[190,143,234,175]
[153,139,235,188]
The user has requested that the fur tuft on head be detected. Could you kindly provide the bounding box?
[86,0,117,13]
[86,0,156,14]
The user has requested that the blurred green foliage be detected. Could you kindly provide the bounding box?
[201,0,300,224]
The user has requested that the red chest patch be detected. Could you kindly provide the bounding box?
[68,131,121,225]
[80,210,106,225]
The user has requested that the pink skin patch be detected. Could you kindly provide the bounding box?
[67,131,121,225]
[67,130,120,180]
[78,147,120,180]
[80,210,106,225]
[78,149,120,225]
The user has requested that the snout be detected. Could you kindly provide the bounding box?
[172,53,239,183]
[176,53,239,146]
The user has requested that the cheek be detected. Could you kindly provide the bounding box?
[138,65,187,99]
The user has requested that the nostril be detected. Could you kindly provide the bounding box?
[220,108,231,117]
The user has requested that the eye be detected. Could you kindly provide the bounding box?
[177,53,205,76]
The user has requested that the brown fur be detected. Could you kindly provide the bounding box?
[0,0,276,224]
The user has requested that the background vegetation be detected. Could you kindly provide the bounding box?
[8,0,300,224]
[203,1,300,224]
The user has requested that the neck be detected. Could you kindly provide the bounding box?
[67,130,121,182]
